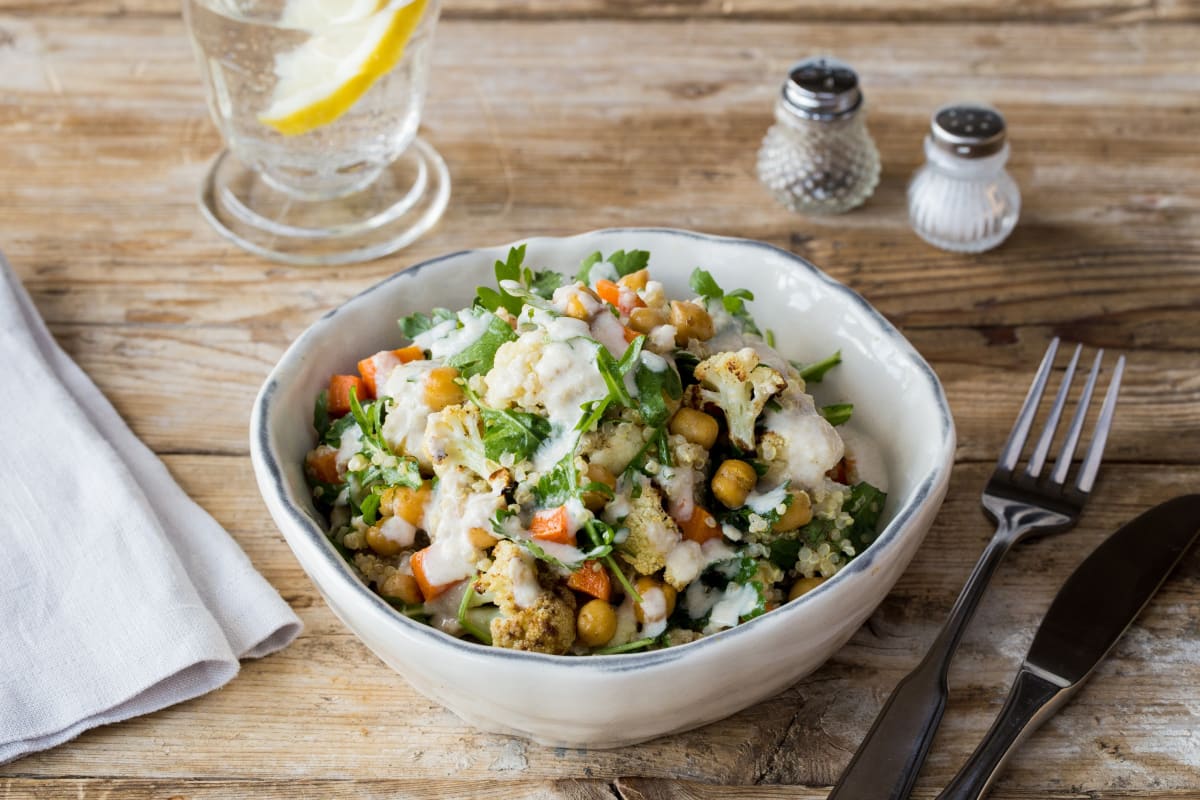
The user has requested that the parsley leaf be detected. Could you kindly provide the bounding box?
[688,268,761,336]
[313,389,331,439]
[844,481,887,551]
[633,359,682,428]
[792,350,842,384]
[481,407,551,462]
[529,269,565,299]
[576,249,650,284]
[820,403,854,427]
[445,311,517,378]
[398,307,455,340]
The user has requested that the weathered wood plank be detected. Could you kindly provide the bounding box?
[2,0,1197,24]
[616,778,1200,799]
[0,778,618,799]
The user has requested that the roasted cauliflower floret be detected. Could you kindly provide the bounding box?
[476,541,576,654]
[423,404,506,485]
[682,348,786,451]
[758,383,845,492]
[617,483,682,576]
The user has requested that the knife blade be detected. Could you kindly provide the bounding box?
[936,493,1200,800]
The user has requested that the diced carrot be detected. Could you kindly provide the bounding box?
[594,279,621,307]
[327,374,366,417]
[679,506,723,544]
[567,560,612,602]
[305,448,340,485]
[622,326,642,344]
[530,505,575,545]
[410,546,457,601]
[357,346,425,396]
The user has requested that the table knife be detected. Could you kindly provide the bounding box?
[936,493,1200,800]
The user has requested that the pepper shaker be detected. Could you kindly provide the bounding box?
[756,57,880,214]
[907,103,1021,252]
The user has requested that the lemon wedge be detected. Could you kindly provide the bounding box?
[259,0,428,137]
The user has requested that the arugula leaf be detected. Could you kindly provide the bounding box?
[360,492,382,525]
[633,359,682,428]
[688,268,761,336]
[445,312,517,378]
[342,389,422,516]
[313,389,331,439]
[820,403,854,427]
[321,413,357,447]
[457,577,495,645]
[533,457,576,508]
[792,350,842,384]
[594,637,656,655]
[844,481,887,551]
[383,596,430,619]
[398,307,455,340]
[481,407,551,462]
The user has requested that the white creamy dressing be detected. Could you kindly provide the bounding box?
[533,339,609,427]
[588,308,629,358]
[745,483,790,516]
[664,536,737,588]
[609,594,640,646]
[647,324,677,353]
[640,351,668,372]
[424,579,470,634]
[587,261,619,283]
[335,425,362,472]
[654,465,697,522]
[638,587,669,638]
[704,305,790,375]
[603,481,635,523]
[507,548,542,609]
[536,540,589,565]
[420,473,505,586]
[414,309,493,361]
[377,515,416,548]
[380,361,438,466]
[563,497,592,537]
[763,387,845,492]
[706,583,761,631]
[369,350,404,390]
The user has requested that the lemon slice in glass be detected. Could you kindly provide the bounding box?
[259,0,428,137]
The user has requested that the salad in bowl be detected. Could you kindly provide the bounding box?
[304,244,887,656]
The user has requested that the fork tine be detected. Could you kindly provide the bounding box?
[1024,344,1081,479]
[997,337,1060,473]
[1074,354,1126,494]
[1048,350,1102,486]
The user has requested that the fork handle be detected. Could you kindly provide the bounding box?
[828,532,1018,800]
[935,666,1074,800]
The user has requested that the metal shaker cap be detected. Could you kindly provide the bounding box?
[931,104,1007,158]
[780,57,863,120]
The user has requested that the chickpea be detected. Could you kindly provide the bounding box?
[788,576,826,601]
[422,366,464,411]
[618,268,650,291]
[383,482,432,526]
[633,576,677,623]
[365,524,403,556]
[380,572,422,605]
[670,300,714,345]
[582,463,617,512]
[711,459,757,509]
[467,526,498,550]
[627,306,668,334]
[577,599,618,647]
[565,294,590,320]
[773,490,814,532]
[668,407,719,449]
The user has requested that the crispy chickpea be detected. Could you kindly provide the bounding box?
[565,294,589,320]
[467,526,498,550]
[788,576,826,601]
[383,482,432,526]
[633,577,677,623]
[670,300,714,345]
[773,490,814,532]
[711,459,757,509]
[582,463,617,512]
[628,306,668,334]
[365,524,403,556]
[618,268,650,291]
[380,572,422,605]
[576,599,618,647]
[668,407,719,449]
[422,366,464,411]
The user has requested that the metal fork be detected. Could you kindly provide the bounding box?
[828,338,1125,800]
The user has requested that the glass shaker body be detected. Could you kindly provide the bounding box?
[756,57,880,215]
[908,106,1020,253]
[758,106,881,214]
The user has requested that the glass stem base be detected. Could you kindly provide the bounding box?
[198,136,451,266]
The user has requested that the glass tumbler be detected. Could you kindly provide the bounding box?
[184,0,450,265]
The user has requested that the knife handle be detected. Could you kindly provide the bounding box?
[935,666,1074,800]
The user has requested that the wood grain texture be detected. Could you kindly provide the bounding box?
[0,4,1198,800]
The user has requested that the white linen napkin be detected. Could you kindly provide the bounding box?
[0,254,301,764]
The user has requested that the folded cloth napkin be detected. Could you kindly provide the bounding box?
[0,254,301,764]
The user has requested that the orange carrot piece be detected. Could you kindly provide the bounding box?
[410,547,456,601]
[357,346,425,396]
[680,506,723,544]
[622,326,642,344]
[356,357,382,398]
[594,279,621,307]
[394,344,424,363]
[530,506,575,545]
[327,375,366,418]
[567,560,612,602]
[305,448,340,484]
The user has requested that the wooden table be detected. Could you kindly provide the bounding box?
[2,1,1198,797]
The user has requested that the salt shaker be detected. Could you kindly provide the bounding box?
[908,104,1021,252]
[756,57,880,214]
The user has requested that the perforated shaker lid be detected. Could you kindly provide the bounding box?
[931,104,1007,158]
[780,57,863,120]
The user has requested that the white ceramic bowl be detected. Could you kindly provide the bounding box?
[250,228,955,748]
